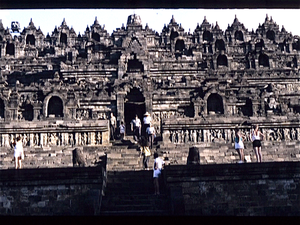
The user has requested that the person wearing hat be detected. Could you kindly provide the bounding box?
[143,112,151,137]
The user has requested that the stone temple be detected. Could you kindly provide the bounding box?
[0,13,300,216]
[0,13,299,168]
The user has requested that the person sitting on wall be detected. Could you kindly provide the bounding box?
[14,136,24,169]
[143,112,151,137]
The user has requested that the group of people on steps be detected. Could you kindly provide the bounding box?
[110,112,164,195]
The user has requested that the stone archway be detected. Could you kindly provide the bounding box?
[235,30,244,41]
[0,98,4,119]
[47,96,64,118]
[241,98,253,117]
[60,33,67,45]
[170,30,179,41]
[259,53,270,67]
[26,34,35,45]
[92,32,100,42]
[22,104,34,121]
[207,93,224,115]
[124,88,146,134]
[203,30,213,42]
[175,39,185,52]
[266,30,275,41]
[127,53,144,73]
[217,54,228,67]
[6,43,14,56]
[215,39,226,51]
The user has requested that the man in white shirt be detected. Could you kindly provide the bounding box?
[146,124,156,149]
[131,115,141,143]
[143,112,151,137]
[110,113,117,141]
[153,152,165,195]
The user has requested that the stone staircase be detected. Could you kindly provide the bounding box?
[100,137,172,216]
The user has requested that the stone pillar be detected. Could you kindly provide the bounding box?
[145,92,153,114]
[255,59,259,69]
[117,92,126,123]
[162,130,170,144]
[29,133,34,147]
[102,130,110,145]
[3,134,10,147]
[40,133,46,147]
[90,132,96,146]
[33,102,42,120]
[75,133,79,146]
[194,104,200,117]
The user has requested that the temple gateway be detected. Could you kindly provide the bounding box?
[0,14,299,166]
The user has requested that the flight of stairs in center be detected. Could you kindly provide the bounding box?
[100,138,171,216]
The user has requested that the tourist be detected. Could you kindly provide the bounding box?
[146,124,156,149]
[110,113,117,141]
[14,136,24,169]
[234,127,246,163]
[143,112,151,137]
[153,152,165,195]
[251,125,265,163]
[139,137,151,170]
[131,115,141,143]
[119,121,126,141]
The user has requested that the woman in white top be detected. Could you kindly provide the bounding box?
[14,136,24,169]
[251,125,264,163]
[234,128,246,163]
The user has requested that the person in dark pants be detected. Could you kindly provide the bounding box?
[131,115,141,143]
[139,137,151,170]
[110,113,116,141]
[146,124,156,149]
[251,125,264,163]
[153,152,164,195]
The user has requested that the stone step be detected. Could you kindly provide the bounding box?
[101,202,167,212]
[106,165,144,171]
[101,195,168,207]
[99,209,170,216]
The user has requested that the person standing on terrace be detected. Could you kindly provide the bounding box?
[110,113,117,141]
[234,127,246,163]
[251,125,264,163]
[153,152,165,195]
[14,136,24,169]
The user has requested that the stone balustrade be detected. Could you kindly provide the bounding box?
[0,120,110,149]
[162,120,300,144]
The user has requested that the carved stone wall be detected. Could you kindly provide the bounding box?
[0,14,299,148]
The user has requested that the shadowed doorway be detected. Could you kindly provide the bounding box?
[124,88,146,135]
